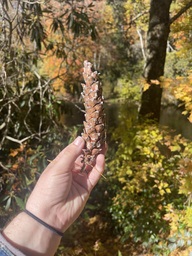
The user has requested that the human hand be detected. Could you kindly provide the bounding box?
[26,136,106,233]
[2,136,106,256]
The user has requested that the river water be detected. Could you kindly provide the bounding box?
[160,105,192,140]
[60,101,192,141]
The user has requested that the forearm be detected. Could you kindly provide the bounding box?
[2,212,61,256]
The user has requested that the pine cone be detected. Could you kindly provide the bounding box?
[81,60,106,171]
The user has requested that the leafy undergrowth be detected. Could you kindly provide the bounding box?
[57,214,148,256]
[57,213,192,255]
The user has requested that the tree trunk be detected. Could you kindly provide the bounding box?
[139,83,163,120]
[139,0,172,121]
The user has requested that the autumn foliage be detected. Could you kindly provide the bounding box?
[0,0,192,255]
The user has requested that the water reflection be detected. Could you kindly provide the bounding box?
[60,101,192,141]
[160,105,192,140]
[59,101,138,136]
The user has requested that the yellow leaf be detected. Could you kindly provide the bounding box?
[150,79,160,85]
[165,188,171,193]
[159,189,165,196]
[188,113,192,123]
[143,82,150,91]
[185,207,192,227]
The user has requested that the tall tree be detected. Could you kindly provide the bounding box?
[139,0,192,121]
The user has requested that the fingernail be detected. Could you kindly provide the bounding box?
[73,136,84,146]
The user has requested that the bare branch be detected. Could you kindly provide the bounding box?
[0,161,10,172]
[137,28,146,60]
[127,10,148,27]
[170,1,192,24]
[5,130,49,145]
[23,0,44,4]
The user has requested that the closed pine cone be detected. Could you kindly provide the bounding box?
[81,60,106,171]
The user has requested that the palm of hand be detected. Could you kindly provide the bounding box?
[26,139,105,233]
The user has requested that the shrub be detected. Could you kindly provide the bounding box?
[107,119,191,249]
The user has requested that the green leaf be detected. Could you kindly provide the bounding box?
[14,196,25,210]
[2,195,10,202]
[25,175,35,186]
[5,197,12,211]
[85,203,97,210]
[29,153,40,165]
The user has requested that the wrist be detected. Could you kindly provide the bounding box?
[3,212,61,256]
[23,209,64,237]
[26,199,65,233]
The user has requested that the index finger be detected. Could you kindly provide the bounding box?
[45,136,85,175]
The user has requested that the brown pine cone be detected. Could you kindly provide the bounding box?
[81,60,106,171]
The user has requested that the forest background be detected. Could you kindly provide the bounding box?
[0,0,192,255]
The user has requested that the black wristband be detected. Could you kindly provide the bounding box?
[24,209,64,237]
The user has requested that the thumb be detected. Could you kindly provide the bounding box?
[87,153,105,191]
[46,136,85,174]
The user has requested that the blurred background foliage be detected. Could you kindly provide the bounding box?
[0,0,192,255]
[107,112,192,254]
